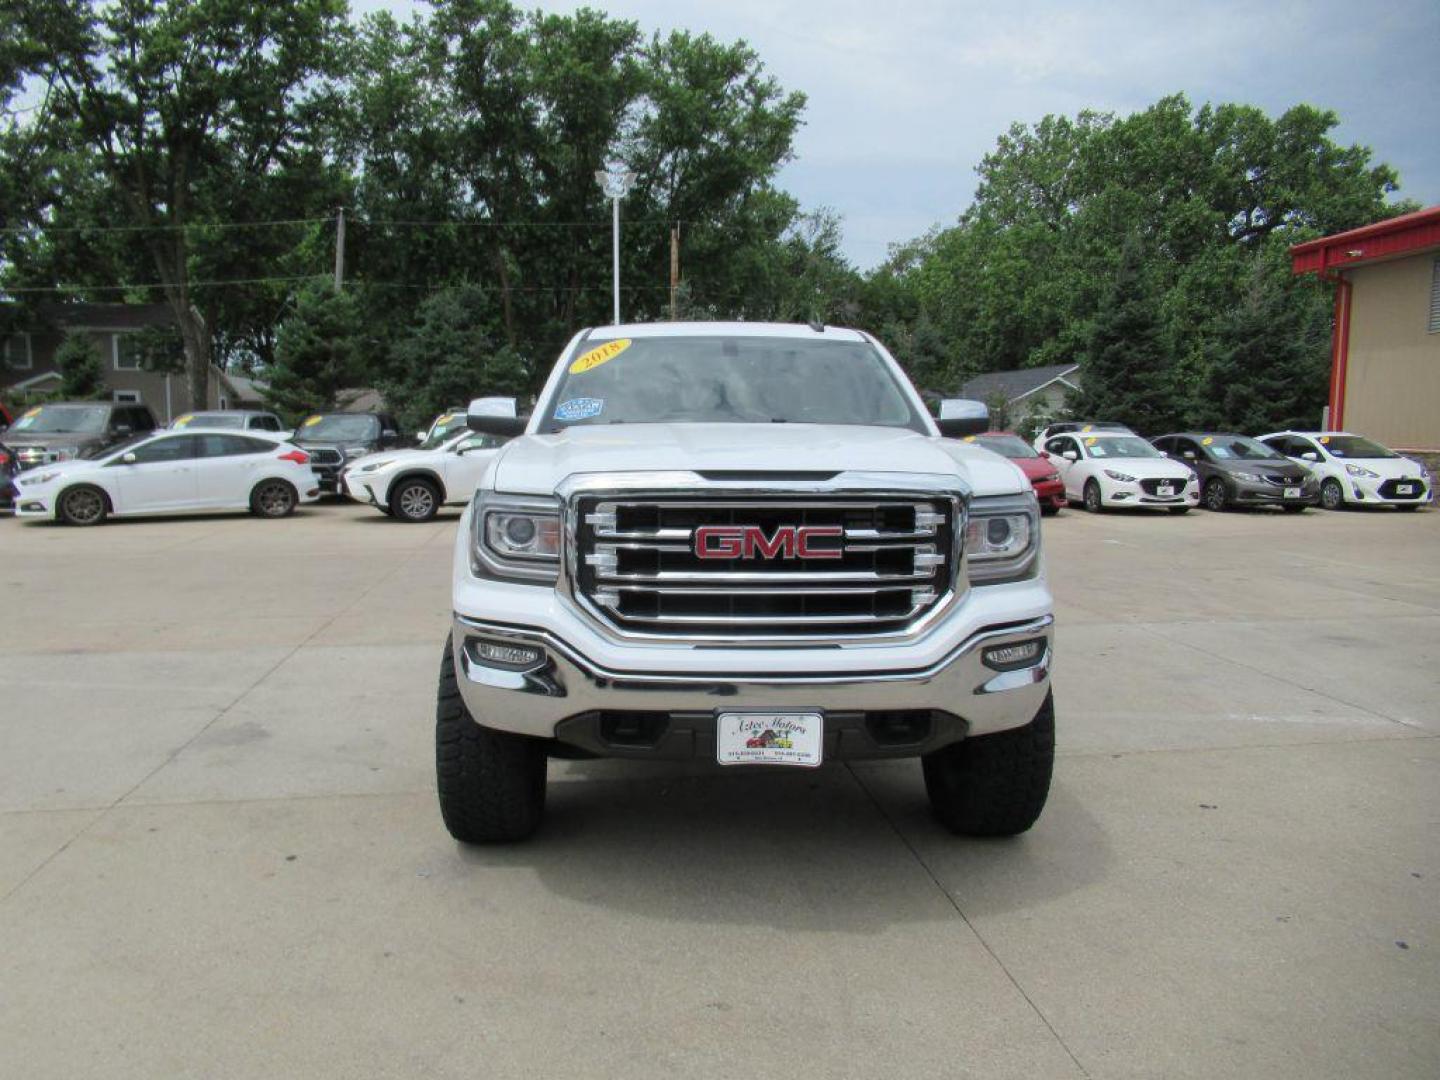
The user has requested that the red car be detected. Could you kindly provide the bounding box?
[970,432,1066,514]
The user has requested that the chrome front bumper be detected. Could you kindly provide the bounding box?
[450,613,1054,759]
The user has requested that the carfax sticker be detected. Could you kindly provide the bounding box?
[555,397,604,421]
[569,338,631,374]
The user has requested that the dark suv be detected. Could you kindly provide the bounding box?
[292,412,402,494]
[4,400,159,470]
[1151,432,1318,512]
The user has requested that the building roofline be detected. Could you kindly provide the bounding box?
[1290,205,1440,274]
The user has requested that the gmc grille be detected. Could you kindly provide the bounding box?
[574,497,956,636]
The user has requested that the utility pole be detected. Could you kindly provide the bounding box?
[594,164,636,325]
[669,224,680,320]
[333,207,346,291]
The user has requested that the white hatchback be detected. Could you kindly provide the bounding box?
[1256,431,1432,510]
[343,429,510,522]
[13,428,320,525]
[1041,431,1199,513]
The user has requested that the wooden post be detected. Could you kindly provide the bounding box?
[669,224,680,320]
[334,207,346,291]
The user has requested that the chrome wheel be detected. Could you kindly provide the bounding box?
[1320,479,1344,511]
[252,481,296,518]
[60,486,106,526]
[396,481,437,522]
[1083,481,1102,513]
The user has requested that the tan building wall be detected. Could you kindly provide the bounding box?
[1342,253,1440,450]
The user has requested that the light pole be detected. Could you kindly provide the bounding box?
[595,163,636,325]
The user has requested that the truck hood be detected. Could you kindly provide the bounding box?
[2,431,107,450]
[493,423,1029,498]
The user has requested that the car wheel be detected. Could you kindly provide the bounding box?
[1083,480,1104,513]
[1168,506,1190,514]
[249,479,297,518]
[436,634,547,843]
[1040,504,1060,517]
[1202,478,1229,512]
[922,690,1054,836]
[57,484,108,526]
[392,477,440,523]
[1320,478,1345,511]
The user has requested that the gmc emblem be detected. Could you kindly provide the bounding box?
[694,524,843,560]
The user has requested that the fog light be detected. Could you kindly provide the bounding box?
[474,639,544,670]
[983,639,1043,671]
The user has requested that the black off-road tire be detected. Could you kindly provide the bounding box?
[436,635,547,843]
[1320,478,1345,511]
[921,691,1055,837]
[1083,480,1104,513]
[1203,478,1229,512]
[57,484,109,526]
[249,479,298,518]
[392,477,441,523]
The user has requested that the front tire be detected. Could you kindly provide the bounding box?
[249,479,297,518]
[392,477,440,523]
[1083,480,1104,513]
[1320,478,1345,511]
[57,484,108,526]
[922,691,1054,837]
[1203,478,1229,512]
[436,635,547,843]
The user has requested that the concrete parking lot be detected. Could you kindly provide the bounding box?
[1,501,1436,1079]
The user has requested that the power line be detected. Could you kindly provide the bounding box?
[1,274,327,293]
[0,218,329,236]
[0,215,688,236]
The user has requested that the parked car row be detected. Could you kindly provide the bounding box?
[961,419,1432,516]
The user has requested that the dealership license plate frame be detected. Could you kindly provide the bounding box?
[716,712,823,767]
[1284,486,1301,498]
[1157,483,1174,497]
[1396,483,1414,495]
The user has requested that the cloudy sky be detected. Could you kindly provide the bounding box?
[365,0,1440,267]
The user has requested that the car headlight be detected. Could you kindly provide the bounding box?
[1345,463,1379,479]
[1103,469,1135,483]
[965,493,1040,585]
[342,445,372,458]
[1230,471,1262,483]
[472,491,562,583]
[358,461,390,473]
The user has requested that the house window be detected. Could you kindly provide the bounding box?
[113,390,142,404]
[3,332,33,370]
[113,333,143,370]
[1429,258,1440,334]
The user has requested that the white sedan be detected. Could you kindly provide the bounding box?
[1041,431,1199,513]
[1256,431,1431,511]
[343,429,510,522]
[14,428,321,526]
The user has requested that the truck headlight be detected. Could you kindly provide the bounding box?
[965,493,1040,585]
[472,492,562,583]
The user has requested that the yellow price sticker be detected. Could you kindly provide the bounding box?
[302,415,322,427]
[1085,437,1098,446]
[1201,436,1213,446]
[569,338,631,375]
[1081,424,1093,433]
[1319,436,1330,444]
[23,406,42,419]
[962,435,977,443]
[174,413,194,426]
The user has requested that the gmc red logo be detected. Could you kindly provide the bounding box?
[693,524,843,560]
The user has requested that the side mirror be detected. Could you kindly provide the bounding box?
[1182,450,1196,460]
[467,397,527,436]
[415,431,427,442]
[114,424,132,437]
[935,399,989,438]
[380,428,397,444]
[121,452,137,464]
[1301,451,1320,462]
[1063,450,1079,462]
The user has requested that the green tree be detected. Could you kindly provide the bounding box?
[55,334,106,399]
[384,285,531,433]
[265,285,367,421]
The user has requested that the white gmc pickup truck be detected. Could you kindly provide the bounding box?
[439,322,1055,842]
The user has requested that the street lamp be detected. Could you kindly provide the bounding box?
[595,162,636,325]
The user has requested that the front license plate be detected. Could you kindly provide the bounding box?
[716,712,822,767]
[1396,484,1414,495]
[1284,487,1301,498]
[1156,484,1174,497]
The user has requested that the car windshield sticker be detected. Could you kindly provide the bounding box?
[963,435,976,443]
[1319,436,1330,444]
[1085,436,1098,446]
[555,397,604,421]
[569,338,631,375]
[302,415,322,427]
[1201,436,1213,445]
[1081,424,1093,433]
[23,406,42,419]
[174,413,194,427]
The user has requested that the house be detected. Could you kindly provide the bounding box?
[0,302,237,422]
[957,363,1080,424]
[1290,205,1440,452]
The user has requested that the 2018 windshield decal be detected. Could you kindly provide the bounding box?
[568,338,631,375]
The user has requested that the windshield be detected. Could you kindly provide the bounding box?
[974,434,1038,458]
[296,414,379,441]
[11,404,109,435]
[174,412,243,430]
[541,335,926,433]
[1082,435,1163,459]
[1318,435,1396,459]
[420,413,470,450]
[1202,435,1284,461]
